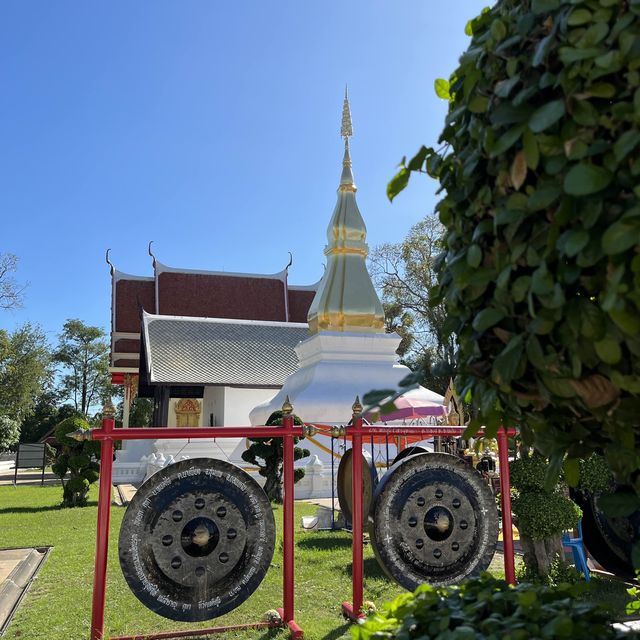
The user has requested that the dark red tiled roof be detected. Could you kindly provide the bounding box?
[115,279,155,332]
[157,272,287,321]
[288,289,316,323]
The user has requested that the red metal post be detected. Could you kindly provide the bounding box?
[497,428,516,585]
[91,416,115,640]
[282,410,295,625]
[351,412,364,617]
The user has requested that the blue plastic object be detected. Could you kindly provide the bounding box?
[562,519,590,581]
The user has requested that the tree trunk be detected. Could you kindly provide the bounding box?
[519,530,564,576]
[263,459,283,503]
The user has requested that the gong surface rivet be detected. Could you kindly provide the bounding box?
[216,506,227,518]
[171,556,182,569]
[435,489,443,499]
[452,541,460,551]
[416,496,425,507]
[195,497,205,509]
[408,516,418,527]
[415,538,424,549]
[452,498,461,508]
[460,520,468,530]
[162,535,173,546]
[227,528,237,540]
[172,510,183,522]
[433,548,442,559]
[219,552,229,563]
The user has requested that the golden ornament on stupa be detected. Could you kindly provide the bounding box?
[307,88,385,335]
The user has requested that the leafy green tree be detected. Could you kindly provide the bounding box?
[19,393,78,444]
[389,2,640,496]
[0,252,26,310]
[241,410,310,503]
[51,415,101,507]
[0,415,20,452]
[54,319,111,417]
[370,216,456,393]
[0,323,52,424]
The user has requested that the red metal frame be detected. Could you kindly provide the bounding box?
[340,418,517,622]
[88,416,304,640]
[87,412,516,638]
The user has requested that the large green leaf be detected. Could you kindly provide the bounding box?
[602,221,639,255]
[614,129,640,163]
[489,126,524,157]
[434,78,451,101]
[529,100,565,133]
[563,163,613,195]
[594,338,622,364]
[492,335,525,385]
[472,308,505,332]
[387,167,410,202]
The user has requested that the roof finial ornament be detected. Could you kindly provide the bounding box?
[105,248,115,277]
[341,85,353,140]
[339,85,356,191]
[148,241,157,269]
[285,251,293,272]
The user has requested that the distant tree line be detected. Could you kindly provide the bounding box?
[0,252,117,451]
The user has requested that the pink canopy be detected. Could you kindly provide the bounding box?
[367,386,448,422]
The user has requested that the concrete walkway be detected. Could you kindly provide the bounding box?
[0,547,48,634]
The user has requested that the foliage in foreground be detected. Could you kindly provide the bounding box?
[351,574,628,640]
[389,0,640,494]
[52,416,101,507]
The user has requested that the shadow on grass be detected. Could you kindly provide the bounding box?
[321,622,352,640]
[0,500,98,514]
[343,557,387,579]
[297,534,353,551]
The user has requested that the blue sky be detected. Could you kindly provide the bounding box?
[1,1,487,341]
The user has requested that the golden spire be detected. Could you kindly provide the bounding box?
[307,91,385,335]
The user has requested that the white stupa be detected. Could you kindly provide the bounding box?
[250,91,416,425]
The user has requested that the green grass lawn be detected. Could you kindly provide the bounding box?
[0,484,633,640]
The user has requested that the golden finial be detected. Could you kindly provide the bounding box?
[302,424,318,437]
[103,397,116,419]
[281,396,293,416]
[341,85,353,140]
[306,90,385,335]
[352,396,363,418]
[330,425,346,438]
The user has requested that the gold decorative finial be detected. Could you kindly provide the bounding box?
[281,396,293,416]
[306,91,385,335]
[103,397,116,419]
[352,396,363,418]
[341,85,353,140]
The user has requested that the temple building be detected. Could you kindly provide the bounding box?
[109,255,319,429]
[108,91,444,489]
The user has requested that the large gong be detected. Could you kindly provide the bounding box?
[391,445,429,466]
[369,452,498,590]
[337,449,378,524]
[571,487,640,579]
[118,458,275,622]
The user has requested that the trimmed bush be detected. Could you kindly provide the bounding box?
[241,410,309,503]
[53,416,101,507]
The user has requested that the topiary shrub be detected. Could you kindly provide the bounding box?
[241,410,310,503]
[351,573,627,640]
[52,416,101,507]
[578,452,614,495]
[510,454,581,576]
[389,1,640,496]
